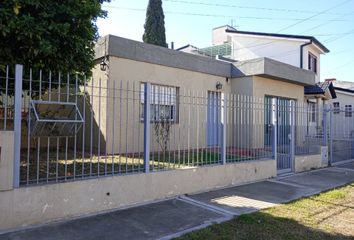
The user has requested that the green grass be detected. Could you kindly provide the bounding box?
[20,149,256,183]
[177,184,354,240]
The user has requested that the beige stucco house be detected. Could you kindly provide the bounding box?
[90,34,327,175]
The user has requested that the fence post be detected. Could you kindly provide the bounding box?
[13,64,23,188]
[271,98,278,160]
[323,104,328,146]
[329,106,333,166]
[143,83,151,173]
[220,93,226,165]
[290,100,296,172]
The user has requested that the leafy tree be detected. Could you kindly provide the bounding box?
[0,0,109,90]
[143,0,166,47]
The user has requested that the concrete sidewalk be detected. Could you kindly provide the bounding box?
[1,163,354,240]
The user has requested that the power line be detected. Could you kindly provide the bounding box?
[163,0,353,16]
[276,0,353,33]
[103,6,351,22]
[299,10,354,34]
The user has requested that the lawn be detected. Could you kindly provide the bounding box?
[177,184,354,240]
[20,148,258,184]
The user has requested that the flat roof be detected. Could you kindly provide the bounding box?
[95,35,232,77]
[95,35,316,86]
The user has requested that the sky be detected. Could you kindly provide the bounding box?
[97,0,354,82]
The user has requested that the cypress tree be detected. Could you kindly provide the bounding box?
[143,0,166,47]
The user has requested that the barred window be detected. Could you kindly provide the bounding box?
[345,105,352,117]
[140,83,179,122]
[333,102,340,114]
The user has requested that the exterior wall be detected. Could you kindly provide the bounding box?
[212,26,231,45]
[252,76,304,100]
[77,64,109,152]
[294,147,328,172]
[328,90,354,137]
[295,154,321,172]
[230,35,302,67]
[0,131,14,191]
[303,44,321,82]
[0,159,276,232]
[104,56,230,154]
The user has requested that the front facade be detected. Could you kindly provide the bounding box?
[92,35,325,175]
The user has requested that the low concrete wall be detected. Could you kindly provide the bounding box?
[0,159,276,232]
[0,131,14,191]
[294,147,328,173]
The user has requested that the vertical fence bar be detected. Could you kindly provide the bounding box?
[323,104,328,146]
[220,92,226,164]
[329,106,333,166]
[290,100,296,172]
[143,83,151,173]
[13,64,23,188]
[271,97,278,161]
[4,66,9,130]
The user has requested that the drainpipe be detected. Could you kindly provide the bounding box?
[300,40,312,69]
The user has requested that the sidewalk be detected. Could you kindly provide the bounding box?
[1,162,354,240]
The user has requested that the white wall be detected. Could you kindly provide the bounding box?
[328,90,354,138]
[303,44,321,82]
[230,34,303,67]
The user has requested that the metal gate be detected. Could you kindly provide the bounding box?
[329,106,354,164]
[265,97,295,174]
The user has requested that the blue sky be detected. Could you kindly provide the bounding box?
[97,0,354,82]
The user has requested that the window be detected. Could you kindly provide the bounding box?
[308,102,316,123]
[140,83,179,122]
[345,105,352,117]
[308,53,317,73]
[333,102,340,114]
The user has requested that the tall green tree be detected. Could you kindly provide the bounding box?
[143,0,166,47]
[0,0,109,87]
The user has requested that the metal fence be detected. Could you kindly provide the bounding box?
[0,64,332,187]
[328,106,354,164]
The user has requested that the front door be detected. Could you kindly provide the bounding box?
[207,91,221,146]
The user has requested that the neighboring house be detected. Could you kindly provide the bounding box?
[179,25,329,82]
[304,80,337,136]
[92,35,323,175]
[329,81,354,137]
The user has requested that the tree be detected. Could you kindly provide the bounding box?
[0,0,109,89]
[143,0,166,47]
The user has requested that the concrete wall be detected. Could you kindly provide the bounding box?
[0,131,14,191]
[0,159,276,232]
[294,146,328,173]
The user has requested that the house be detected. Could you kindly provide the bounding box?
[92,34,327,175]
[179,25,330,83]
[327,81,354,163]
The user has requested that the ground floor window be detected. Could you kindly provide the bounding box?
[140,83,179,123]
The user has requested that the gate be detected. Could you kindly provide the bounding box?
[329,106,354,164]
[265,97,295,174]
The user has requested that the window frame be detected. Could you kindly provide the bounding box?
[345,104,352,118]
[308,52,317,74]
[140,83,180,123]
[333,102,340,114]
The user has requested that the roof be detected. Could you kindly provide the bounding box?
[95,35,316,86]
[334,87,354,94]
[225,29,329,53]
[95,35,232,78]
[304,81,337,98]
[175,44,198,51]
